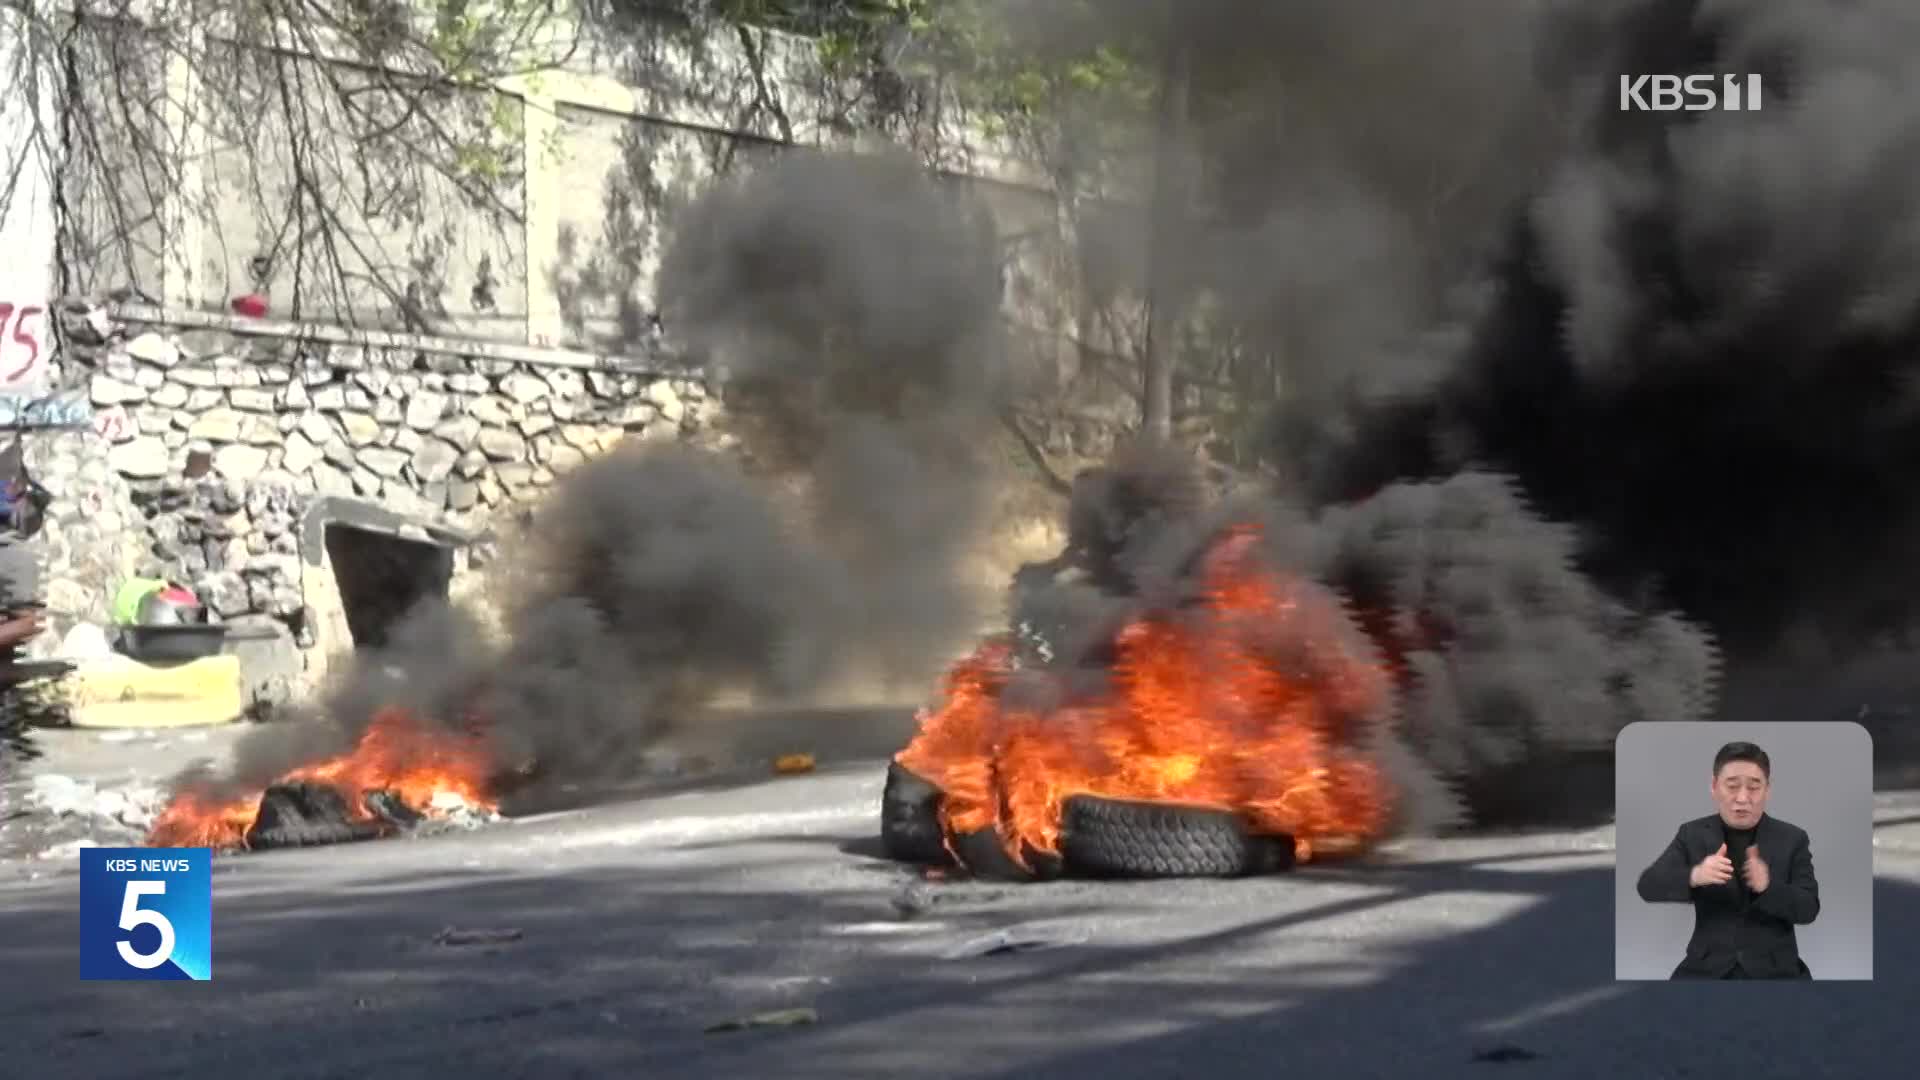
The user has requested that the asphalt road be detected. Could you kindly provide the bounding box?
[3,764,1918,1080]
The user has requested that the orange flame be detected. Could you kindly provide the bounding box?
[145,706,501,850]
[896,524,1397,867]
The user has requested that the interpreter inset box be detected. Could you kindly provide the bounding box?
[1614,721,1872,981]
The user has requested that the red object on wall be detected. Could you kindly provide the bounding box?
[230,293,268,318]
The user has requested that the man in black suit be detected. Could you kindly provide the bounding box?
[1635,740,1821,978]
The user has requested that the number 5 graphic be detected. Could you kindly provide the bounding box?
[117,880,176,969]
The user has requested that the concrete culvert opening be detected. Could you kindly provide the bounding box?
[298,497,479,664]
[323,522,455,650]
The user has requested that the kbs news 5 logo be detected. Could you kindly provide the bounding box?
[79,848,213,980]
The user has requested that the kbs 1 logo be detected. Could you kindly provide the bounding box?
[79,848,213,980]
[1620,74,1764,112]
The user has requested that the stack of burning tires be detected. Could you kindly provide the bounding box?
[874,447,1717,881]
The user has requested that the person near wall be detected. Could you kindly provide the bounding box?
[0,437,49,654]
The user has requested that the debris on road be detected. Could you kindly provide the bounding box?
[773,753,816,775]
[827,920,951,937]
[27,773,166,828]
[944,925,1086,959]
[364,789,425,828]
[2,772,168,860]
[704,1007,819,1033]
[889,879,932,919]
[432,926,525,947]
[414,792,503,836]
[1471,1044,1543,1063]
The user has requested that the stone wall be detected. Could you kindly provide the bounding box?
[21,430,146,632]
[30,305,712,677]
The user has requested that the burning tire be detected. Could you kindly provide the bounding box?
[246,782,389,850]
[880,762,950,866]
[875,763,1058,880]
[877,771,1296,879]
[1058,795,1294,879]
[953,827,1064,882]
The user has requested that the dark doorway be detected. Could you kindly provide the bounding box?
[322,523,454,649]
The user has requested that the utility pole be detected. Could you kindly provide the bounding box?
[1138,1,1191,443]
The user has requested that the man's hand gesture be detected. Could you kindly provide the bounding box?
[1690,842,1734,887]
[1743,843,1770,893]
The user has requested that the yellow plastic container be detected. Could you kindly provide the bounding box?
[62,654,245,729]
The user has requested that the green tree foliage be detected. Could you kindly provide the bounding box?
[703,1,1157,179]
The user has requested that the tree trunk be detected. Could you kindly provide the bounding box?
[1139,8,1191,442]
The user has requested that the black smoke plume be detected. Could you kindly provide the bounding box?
[1287,0,1920,663]
[988,0,1920,699]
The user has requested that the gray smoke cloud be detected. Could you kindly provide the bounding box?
[656,147,1011,686]
[1314,473,1721,778]
[1007,448,1717,832]
[163,149,1015,811]
[990,0,1582,424]
[194,438,874,804]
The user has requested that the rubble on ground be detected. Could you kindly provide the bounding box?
[0,771,168,862]
[0,726,230,864]
[415,791,502,834]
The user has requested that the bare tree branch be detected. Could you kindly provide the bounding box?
[4,0,585,337]
[997,403,1072,496]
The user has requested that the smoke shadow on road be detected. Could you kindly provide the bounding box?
[0,823,1914,1078]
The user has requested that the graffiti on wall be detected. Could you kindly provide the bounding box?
[0,390,93,430]
[91,404,131,440]
[0,302,48,389]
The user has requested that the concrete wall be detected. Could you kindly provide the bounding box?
[48,7,1065,354]
[28,301,713,691]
